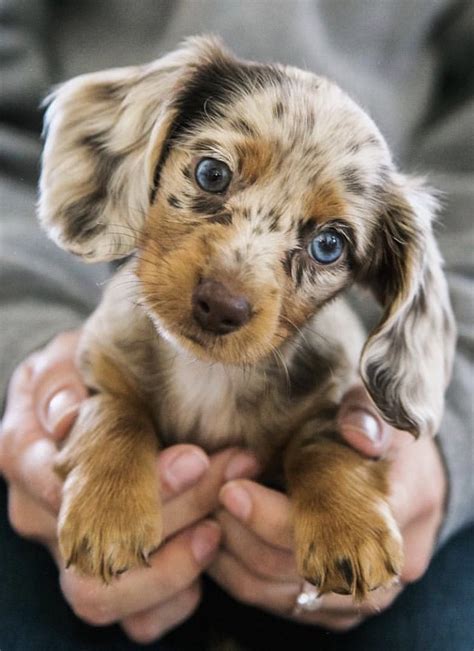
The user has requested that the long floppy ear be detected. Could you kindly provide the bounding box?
[38,36,225,262]
[360,175,456,437]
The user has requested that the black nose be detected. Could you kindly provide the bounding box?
[192,279,251,335]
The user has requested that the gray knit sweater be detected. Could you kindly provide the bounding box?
[1,0,473,546]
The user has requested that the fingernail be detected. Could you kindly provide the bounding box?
[340,408,382,443]
[165,450,209,492]
[45,389,82,434]
[225,452,260,481]
[220,482,252,521]
[191,521,221,565]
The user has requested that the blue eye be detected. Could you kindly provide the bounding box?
[195,158,232,193]
[309,229,344,264]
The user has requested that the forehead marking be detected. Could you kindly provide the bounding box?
[305,181,347,224]
[273,101,285,120]
[230,118,258,138]
[171,59,283,142]
[341,165,366,196]
[235,138,280,185]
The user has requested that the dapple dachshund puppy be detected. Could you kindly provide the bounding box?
[38,37,455,600]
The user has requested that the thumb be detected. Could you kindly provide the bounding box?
[337,385,392,458]
[29,333,87,440]
[39,384,86,439]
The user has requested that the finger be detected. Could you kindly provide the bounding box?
[208,548,297,613]
[216,509,297,581]
[32,346,86,440]
[1,362,36,440]
[301,583,404,629]
[218,479,293,551]
[338,385,391,457]
[338,385,414,458]
[158,445,211,500]
[121,582,201,645]
[3,355,36,408]
[400,511,438,583]
[32,330,82,376]
[7,486,57,543]
[388,434,444,528]
[209,545,401,622]
[0,367,62,514]
[16,330,85,439]
[60,519,221,624]
[39,385,86,439]
[162,449,259,540]
[2,331,84,441]
[12,438,62,514]
[300,613,362,632]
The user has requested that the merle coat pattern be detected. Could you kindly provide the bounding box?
[38,37,455,599]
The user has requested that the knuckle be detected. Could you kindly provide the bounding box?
[234,575,259,606]
[7,493,32,538]
[61,574,115,626]
[72,597,115,627]
[8,358,33,389]
[424,493,442,521]
[122,619,160,645]
[403,557,430,583]
[123,584,202,644]
[190,486,215,516]
[321,616,362,632]
[153,559,196,597]
[181,582,202,615]
[0,435,14,479]
[250,547,290,579]
[39,481,61,513]
[49,331,73,349]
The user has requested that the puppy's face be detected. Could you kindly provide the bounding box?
[39,37,455,437]
[137,64,391,365]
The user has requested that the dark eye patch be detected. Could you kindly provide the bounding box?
[189,193,225,216]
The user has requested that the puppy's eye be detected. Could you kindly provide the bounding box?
[195,158,232,193]
[309,228,344,264]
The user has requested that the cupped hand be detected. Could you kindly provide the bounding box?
[61,445,257,644]
[208,385,447,631]
[0,332,259,644]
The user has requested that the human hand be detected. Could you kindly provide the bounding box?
[208,385,447,631]
[0,332,259,643]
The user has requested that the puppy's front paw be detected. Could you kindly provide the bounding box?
[58,468,162,582]
[294,500,403,600]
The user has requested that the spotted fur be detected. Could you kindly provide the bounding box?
[38,36,455,597]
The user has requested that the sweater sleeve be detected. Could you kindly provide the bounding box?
[408,1,474,545]
[0,0,110,412]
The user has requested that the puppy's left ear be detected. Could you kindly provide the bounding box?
[360,174,456,437]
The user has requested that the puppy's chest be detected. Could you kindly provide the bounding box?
[153,352,296,454]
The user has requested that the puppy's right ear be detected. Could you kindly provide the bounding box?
[38,36,228,262]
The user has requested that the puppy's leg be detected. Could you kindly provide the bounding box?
[55,352,161,582]
[285,413,403,601]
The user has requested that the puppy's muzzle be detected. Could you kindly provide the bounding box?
[192,279,251,335]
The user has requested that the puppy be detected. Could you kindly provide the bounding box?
[38,37,455,599]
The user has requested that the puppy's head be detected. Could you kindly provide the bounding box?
[39,36,455,437]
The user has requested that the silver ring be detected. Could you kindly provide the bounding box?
[292,581,324,615]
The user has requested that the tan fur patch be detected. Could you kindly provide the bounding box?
[305,180,348,224]
[55,350,161,583]
[286,435,403,600]
[137,199,285,365]
[235,138,279,185]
